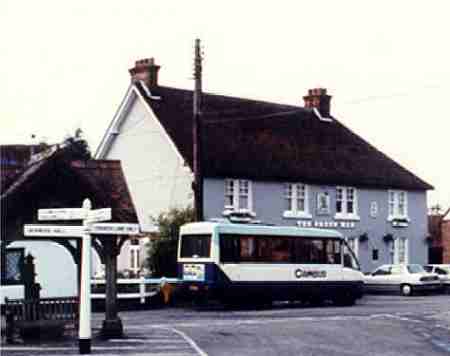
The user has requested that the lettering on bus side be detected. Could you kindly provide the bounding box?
[295,268,327,279]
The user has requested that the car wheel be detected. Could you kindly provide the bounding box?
[400,284,413,296]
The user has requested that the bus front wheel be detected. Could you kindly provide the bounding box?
[333,293,356,306]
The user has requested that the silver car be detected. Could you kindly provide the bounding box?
[364,264,441,296]
[424,264,450,292]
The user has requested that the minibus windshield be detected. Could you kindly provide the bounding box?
[180,234,211,258]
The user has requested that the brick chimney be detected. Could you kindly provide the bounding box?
[303,88,332,117]
[129,58,160,87]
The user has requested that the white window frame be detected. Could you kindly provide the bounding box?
[223,179,255,216]
[388,190,409,221]
[394,237,408,264]
[334,186,360,220]
[130,245,141,273]
[283,183,312,219]
[316,192,331,215]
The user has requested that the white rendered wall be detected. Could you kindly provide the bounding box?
[116,237,150,274]
[104,93,194,232]
[9,241,77,298]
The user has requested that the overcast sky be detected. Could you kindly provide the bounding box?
[2,1,449,209]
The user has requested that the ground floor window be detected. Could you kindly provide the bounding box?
[394,237,408,264]
[372,249,379,261]
[1,247,24,285]
[130,247,140,273]
[389,242,395,264]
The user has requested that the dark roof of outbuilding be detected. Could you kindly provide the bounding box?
[136,84,432,191]
[1,145,138,223]
[0,145,45,192]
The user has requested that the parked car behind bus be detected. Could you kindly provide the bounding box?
[423,264,450,293]
[364,264,441,296]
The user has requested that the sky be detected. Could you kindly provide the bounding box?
[1,1,449,209]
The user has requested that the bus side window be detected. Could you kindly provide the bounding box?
[271,238,290,262]
[257,238,271,261]
[325,239,341,264]
[220,235,240,263]
[343,254,352,268]
[240,236,256,261]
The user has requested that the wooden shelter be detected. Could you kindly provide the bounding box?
[1,144,138,338]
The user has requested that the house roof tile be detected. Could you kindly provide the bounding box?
[136,83,432,190]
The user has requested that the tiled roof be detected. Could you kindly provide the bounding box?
[0,145,44,192]
[1,145,138,223]
[137,84,432,190]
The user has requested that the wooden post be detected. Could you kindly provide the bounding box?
[76,238,82,297]
[5,298,15,344]
[0,242,6,283]
[193,38,204,222]
[100,237,123,339]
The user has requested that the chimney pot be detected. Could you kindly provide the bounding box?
[303,87,332,117]
[129,57,160,87]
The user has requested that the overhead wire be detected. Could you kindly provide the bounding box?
[342,83,446,105]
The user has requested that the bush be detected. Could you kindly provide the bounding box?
[147,207,195,277]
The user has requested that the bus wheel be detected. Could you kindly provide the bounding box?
[193,295,209,308]
[222,297,241,309]
[253,298,272,309]
[334,294,356,306]
[308,297,325,307]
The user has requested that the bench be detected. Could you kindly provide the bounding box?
[4,296,78,342]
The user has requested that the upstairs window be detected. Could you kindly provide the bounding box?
[388,190,408,220]
[239,180,249,209]
[335,187,359,219]
[225,180,235,206]
[283,183,311,219]
[224,179,254,214]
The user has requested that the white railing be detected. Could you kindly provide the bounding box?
[90,277,182,304]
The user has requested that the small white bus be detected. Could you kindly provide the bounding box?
[177,221,364,306]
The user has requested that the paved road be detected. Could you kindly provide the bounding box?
[3,294,450,355]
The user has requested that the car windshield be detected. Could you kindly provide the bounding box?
[407,264,425,274]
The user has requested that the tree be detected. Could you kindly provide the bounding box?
[147,206,195,277]
[62,128,91,160]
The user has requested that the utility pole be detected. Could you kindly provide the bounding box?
[193,38,203,221]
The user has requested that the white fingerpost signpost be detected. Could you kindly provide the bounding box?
[23,199,140,355]
[79,199,92,354]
